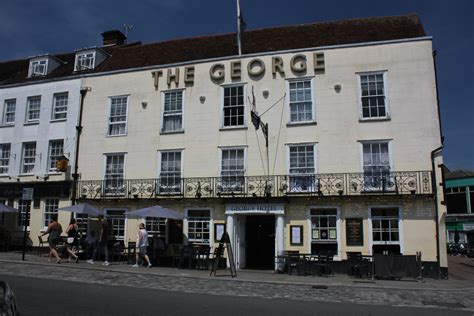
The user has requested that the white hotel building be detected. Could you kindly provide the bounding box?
[0,15,447,276]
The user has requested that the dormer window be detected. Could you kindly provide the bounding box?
[75,52,96,71]
[28,55,63,78]
[29,59,48,77]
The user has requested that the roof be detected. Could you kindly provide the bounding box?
[0,14,426,86]
[445,170,474,180]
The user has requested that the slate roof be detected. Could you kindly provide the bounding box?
[0,14,426,86]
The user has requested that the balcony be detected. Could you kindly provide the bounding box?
[76,171,432,200]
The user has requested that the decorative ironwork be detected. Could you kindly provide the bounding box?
[76,171,432,200]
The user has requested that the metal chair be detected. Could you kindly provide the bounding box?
[37,236,47,257]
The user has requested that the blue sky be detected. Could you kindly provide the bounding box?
[1,0,473,170]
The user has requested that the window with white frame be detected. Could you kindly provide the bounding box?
[26,96,41,123]
[223,85,245,127]
[311,208,337,241]
[3,99,16,125]
[146,217,166,238]
[17,199,31,228]
[159,151,182,194]
[288,144,316,192]
[30,59,47,76]
[187,209,210,244]
[52,92,68,120]
[359,73,388,119]
[220,148,245,191]
[162,90,183,132]
[0,144,10,175]
[21,142,36,174]
[371,208,399,243]
[48,140,64,172]
[105,210,126,241]
[43,199,59,228]
[75,52,95,71]
[108,96,128,136]
[75,214,89,236]
[288,79,313,123]
[104,154,125,195]
[362,142,391,190]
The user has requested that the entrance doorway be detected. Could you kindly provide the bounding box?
[245,215,275,269]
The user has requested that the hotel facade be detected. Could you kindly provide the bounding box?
[0,15,447,275]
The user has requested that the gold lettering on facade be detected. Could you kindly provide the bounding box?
[209,63,225,81]
[247,58,265,77]
[230,61,241,80]
[271,57,284,76]
[151,70,163,90]
[290,54,307,72]
[314,52,325,73]
[167,68,180,87]
[184,66,195,84]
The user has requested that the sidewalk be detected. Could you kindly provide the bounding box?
[1,252,473,312]
[0,252,472,291]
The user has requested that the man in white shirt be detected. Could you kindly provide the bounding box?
[132,223,152,268]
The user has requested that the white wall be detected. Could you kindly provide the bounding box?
[0,79,82,181]
[78,39,441,180]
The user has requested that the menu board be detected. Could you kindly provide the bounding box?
[346,218,363,246]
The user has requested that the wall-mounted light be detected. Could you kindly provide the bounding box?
[262,90,269,99]
[141,101,148,109]
[199,96,206,104]
[334,84,342,93]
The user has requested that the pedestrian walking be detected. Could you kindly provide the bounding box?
[132,223,152,268]
[87,215,110,266]
[65,218,79,263]
[39,215,63,264]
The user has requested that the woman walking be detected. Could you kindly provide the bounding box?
[39,215,63,264]
[65,218,79,263]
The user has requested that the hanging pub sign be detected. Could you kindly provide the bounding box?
[56,155,69,172]
[346,218,364,246]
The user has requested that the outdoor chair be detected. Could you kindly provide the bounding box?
[37,235,47,256]
[314,252,334,277]
[126,242,137,264]
[287,252,305,275]
[178,245,192,269]
[111,241,127,263]
[347,252,369,278]
[171,244,182,267]
[195,245,211,270]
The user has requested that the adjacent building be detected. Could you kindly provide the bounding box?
[444,169,474,245]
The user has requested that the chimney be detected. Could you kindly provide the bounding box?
[101,30,126,46]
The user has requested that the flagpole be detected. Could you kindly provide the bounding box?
[237,0,242,55]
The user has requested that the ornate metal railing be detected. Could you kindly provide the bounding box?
[77,171,432,200]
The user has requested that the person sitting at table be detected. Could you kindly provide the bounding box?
[132,223,152,268]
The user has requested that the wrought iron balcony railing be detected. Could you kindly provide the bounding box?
[77,171,432,200]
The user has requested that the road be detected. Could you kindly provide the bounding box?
[1,274,470,316]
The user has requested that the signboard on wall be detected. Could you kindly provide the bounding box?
[346,218,364,246]
[225,203,284,215]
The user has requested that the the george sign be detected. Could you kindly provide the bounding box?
[22,188,33,200]
[225,203,284,215]
[346,218,364,246]
[464,224,474,231]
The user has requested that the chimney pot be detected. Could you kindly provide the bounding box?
[101,30,126,46]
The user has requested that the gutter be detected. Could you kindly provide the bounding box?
[71,87,90,205]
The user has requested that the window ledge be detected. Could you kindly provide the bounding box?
[0,175,10,178]
[47,172,62,175]
[105,134,127,138]
[359,117,391,123]
[219,126,248,132]
[23,121,39,126]
[0,124,14,128]
[50,119,67,123]
[286,121,317,127]
[18,173,34,177]
[160,130,185,135]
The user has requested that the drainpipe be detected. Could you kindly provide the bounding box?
[430,50,445,279]
[71,87,90,206]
